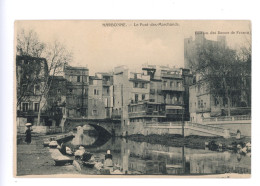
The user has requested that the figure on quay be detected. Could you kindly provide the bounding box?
[25,123,33,144]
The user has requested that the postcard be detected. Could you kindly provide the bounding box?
[14,20,251,178]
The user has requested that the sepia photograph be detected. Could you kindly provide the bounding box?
[14,20,251,177]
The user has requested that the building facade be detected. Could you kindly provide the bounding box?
[16,55,49,126]
[47,76,67,126]
[63,65,89,118]
[185,34,251,123]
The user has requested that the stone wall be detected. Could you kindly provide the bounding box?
[17,126,63,134]
[209,123,251,137]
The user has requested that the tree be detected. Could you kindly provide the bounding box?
[16,28,72,126]
[36,41,72,125]
[196,44,245,116]
[17,29,45,57]
[16,29,46,108]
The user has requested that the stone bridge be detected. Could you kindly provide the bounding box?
[63,118,121,136]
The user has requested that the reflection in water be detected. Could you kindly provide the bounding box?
[67,131,251,175]
[71,126,98,146]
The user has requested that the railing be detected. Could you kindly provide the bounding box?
[162,86,184,91]
[17,110,47,116]
[187,122,225,134]
[161,74,182,79]
[128,111,166,118]
[145,121,184,127]
[196,107,211,113]
[102,80,112,86]
[164,100,183,105]
[202,115,251,123]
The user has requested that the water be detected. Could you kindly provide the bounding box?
[65,130,251,175]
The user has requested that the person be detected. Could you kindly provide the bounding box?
[25,127,32,144]
[105,150,112,160]
[104,150,113,171]
[236,129,241,139]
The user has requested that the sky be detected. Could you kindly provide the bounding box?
[15,20,251,75]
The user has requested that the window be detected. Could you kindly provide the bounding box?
[135,94,138,102]
[163,81,167,87]
[22,102,29,112]
[170,81,173,87]
[141,83,145,88]
[92,110,98,116]
[134,82,138,88]
[94,89,99,95]
[34,103,39,112]
[34,85,40,94]
[77,76,81,82]
[57,89,61,93]
[69,89,73,93]
[142,94,145,100]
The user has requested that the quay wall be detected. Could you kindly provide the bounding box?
[208,123,251,137]
[122,121,251,137]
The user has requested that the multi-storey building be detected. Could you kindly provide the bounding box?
[140,65,189,122]
[47,76,67,126]
[96,72,114,119]
[185,34,251,122]
[63,65,89,118]
[16,55,49,126]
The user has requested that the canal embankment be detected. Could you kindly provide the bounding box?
[127,134,251,150]
[16,134,80,176]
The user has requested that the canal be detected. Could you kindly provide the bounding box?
[65,128,251,175]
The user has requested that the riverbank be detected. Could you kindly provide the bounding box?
[127,134,251,149]
[16,135,80,176]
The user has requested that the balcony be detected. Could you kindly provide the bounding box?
[161,73,182,79]
[128,110,166,118]
[102,80,112,86]
[17,110,48,117]
[164,100,183,105]
[162,86,184,91]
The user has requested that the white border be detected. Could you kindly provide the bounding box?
[1,0,259,186]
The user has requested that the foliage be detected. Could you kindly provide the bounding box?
[16,28,72,125]
[17,29,45,57]
[195,43,251,115]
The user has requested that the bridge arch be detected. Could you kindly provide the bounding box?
[63,118,121,136]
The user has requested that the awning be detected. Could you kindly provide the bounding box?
[166,105,183,110]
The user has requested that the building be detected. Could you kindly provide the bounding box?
[139,65,189,122]
[185,35,251,122]
[16,55,49,126]
[47,76,67,126]
[184,32,226,71]
[63,65,89,118]
[96,72,114,119]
